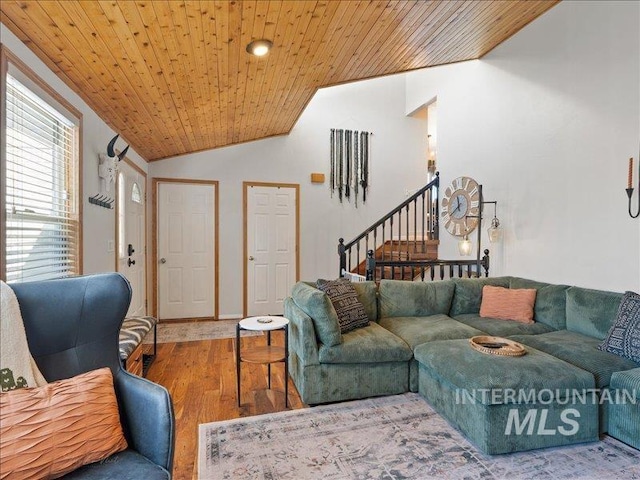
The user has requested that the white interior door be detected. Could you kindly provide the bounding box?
[117,162,146,318]
[246,184,297,316]
[158,182,215,320]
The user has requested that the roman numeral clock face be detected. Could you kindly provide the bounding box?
[441,176,481,236]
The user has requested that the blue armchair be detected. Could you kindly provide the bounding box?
[10,273,175,480]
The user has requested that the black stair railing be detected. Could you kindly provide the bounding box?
[364,249,490,281]
[339,173,440,278]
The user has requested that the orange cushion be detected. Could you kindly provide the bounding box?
[0,368,128,479]
[479,285,537,324]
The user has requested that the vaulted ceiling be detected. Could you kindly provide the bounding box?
[0,1,559,161]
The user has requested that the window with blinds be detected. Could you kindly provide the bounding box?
[4,70,81,283]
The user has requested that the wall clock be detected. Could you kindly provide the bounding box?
[441,176,481,236]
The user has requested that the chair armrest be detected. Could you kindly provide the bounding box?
[115,371,175,474]
[284,297,320,365]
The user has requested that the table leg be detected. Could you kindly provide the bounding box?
[267,330,272,389]
[285,324,289,408]
[236,323,241,407]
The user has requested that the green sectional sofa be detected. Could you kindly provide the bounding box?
[284,277,640,454]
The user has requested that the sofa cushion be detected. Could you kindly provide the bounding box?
[378,315,484,350]
[318,322,413,364]
[352,282,378,322]
[454,313,555,337]
[510,330,640,389]
[599,291,640,363]
[479,285,536,324]
[317,279,369,333]
[449,277,511,316]
[566,287,623,340]
[378,280,455,318]
[63,449,170,480]
[291,282,342,347]
[414,338,594,404]
[509,278,570,330]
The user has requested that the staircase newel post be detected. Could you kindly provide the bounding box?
[365,250,375,281]
[481,249,490,277]
[338,238,346,277]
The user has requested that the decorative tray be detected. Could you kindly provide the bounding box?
[469,336,526,357]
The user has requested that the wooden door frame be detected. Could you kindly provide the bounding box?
[243,181,300,317]
[152,178,220,321]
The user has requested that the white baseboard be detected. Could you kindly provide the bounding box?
[217,314,243,320]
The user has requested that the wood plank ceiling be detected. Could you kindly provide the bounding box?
[1,1,559,161]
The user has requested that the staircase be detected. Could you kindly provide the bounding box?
[352,240,439,280]
[339,172,490,282]
[339,174,440,280]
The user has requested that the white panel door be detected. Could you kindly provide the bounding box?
[158,182,215,319]
[247,185,297,316]
[117,162,146,318]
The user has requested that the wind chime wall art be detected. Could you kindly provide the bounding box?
[330,129,372,206]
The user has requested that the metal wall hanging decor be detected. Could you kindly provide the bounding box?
[626,148,639,218]
[330,129,372,206]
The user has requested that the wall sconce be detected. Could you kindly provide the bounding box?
[627,156,639,218]
[458,234,473,256]
[427,134,437,176]
[458,217,473,256]
[487,202,503,243]
[460,197,502,257]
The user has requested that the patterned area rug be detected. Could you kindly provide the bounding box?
[142,320,259,344]
[198,393,640,480]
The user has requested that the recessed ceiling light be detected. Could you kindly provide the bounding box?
[246,39,273,57]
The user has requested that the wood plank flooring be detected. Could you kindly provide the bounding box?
[146,332,306,479]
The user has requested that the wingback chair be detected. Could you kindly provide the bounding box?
[10,273,175,479]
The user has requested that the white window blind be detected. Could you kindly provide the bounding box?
[4,73,80,283]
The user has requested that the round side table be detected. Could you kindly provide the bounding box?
[236,316,289,408]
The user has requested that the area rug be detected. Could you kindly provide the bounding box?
[143,319,260,344]
[198,393,640,480]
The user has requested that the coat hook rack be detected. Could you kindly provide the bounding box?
[89,194,114,209]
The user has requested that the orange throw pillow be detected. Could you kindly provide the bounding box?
[479,285,537,324]
[0,367,128,479]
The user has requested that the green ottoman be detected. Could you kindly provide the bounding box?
[608,367,640,449]
[415,339,599,454]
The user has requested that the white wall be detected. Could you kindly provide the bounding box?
[151,74,427,317]
[406,0,640,292]
[1,24,149,275]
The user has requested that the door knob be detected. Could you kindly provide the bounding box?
[160,257,167,264]
[127,243,135,256]
[248,256,255,261]
[127,258,136,267]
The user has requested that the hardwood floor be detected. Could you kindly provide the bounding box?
[146,331,306,480]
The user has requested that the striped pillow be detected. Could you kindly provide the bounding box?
[317,279,370,333]
[479,285,537,324]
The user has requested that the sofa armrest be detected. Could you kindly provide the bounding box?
[115,371,175,474]
[611,367,640,392]
[284,297,320,365]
